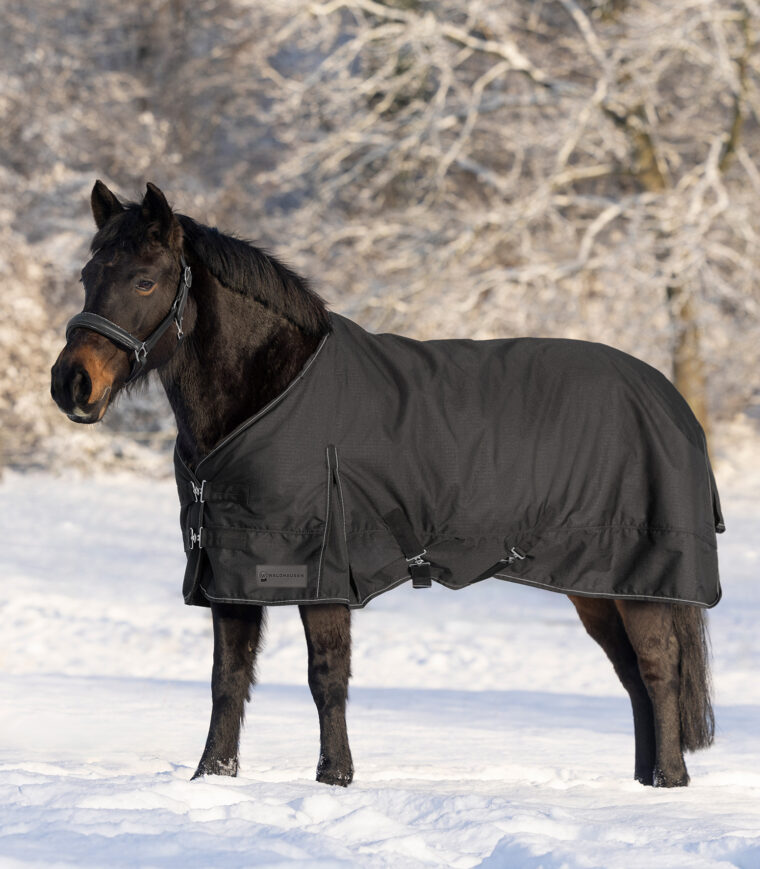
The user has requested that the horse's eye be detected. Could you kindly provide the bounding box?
[136,279,156,295]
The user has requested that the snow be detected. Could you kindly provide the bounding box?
[1,440,760,868]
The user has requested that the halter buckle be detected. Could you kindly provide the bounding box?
[134,343,148,365]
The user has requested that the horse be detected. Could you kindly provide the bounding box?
[51,180,718,788]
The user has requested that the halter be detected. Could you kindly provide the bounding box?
[66,255,192,383]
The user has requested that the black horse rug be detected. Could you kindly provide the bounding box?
[176,313,724,609]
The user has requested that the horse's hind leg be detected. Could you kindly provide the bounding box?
[616,599,689,787]
[299,603,354,786]
[192,602,265,779]
[569,595,656,785]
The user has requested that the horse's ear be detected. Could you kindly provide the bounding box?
[91,180,124,229]
[141,182,176,243]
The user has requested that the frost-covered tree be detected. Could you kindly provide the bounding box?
[1,0,758,470]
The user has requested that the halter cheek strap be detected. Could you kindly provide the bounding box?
[66,256,192,383]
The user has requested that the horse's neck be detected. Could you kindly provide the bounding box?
[161,267,323,469]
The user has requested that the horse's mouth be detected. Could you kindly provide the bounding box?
[66,386,112,424]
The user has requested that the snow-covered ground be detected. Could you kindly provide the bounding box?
[1,435,759,868]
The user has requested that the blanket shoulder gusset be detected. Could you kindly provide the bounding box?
[175,313,723,609]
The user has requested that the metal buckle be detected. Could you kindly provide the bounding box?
[501,546,527,566]
[175,317,184,340]
[189,527,203,549]
[134,343,148,364]
[184,265,192,288]
[406,549,428,567]
[191,480,206,503]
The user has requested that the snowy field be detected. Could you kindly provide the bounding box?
[1,435,759,868]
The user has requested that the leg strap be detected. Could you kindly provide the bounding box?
[382,508,432,588]
[471,544,529,583]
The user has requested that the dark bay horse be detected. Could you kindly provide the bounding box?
[51,181,715,787]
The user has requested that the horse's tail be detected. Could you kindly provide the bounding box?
[673,604,715,751]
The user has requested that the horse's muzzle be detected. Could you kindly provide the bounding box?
[51,354,112,424]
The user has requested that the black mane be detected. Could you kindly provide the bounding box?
[178,215,330,336]
[91,204,330,336]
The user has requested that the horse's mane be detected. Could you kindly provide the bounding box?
[178,215,330,336]
[91,205,330,336]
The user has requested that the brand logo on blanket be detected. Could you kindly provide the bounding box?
[256,565,308,588]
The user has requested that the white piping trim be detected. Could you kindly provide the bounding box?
[315,446,332,599]
[333,447,349,549]
[491,572,720,609]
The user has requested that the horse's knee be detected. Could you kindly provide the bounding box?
[210,604,265,701]
[301,605,351,666]
[298,605,351,717]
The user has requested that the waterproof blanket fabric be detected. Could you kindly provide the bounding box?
[175,313,724,610]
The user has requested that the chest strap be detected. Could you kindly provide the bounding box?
[178,480,249,507]
[382,508,432,588]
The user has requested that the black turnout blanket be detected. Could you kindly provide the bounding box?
[176,313,724,609]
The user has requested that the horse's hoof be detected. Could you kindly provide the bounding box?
[191,757,238,779]
[316,754,353,787]
[653,766,690,787]
[316,768,353,787]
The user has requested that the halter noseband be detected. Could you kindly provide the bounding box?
[66,256,192,383]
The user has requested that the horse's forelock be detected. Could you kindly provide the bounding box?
[90,203,183,255]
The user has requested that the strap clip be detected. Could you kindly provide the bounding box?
[188,527,203,550]
[383,507,433,588]
[406,550,432,588]
[406,549,427,567]
[502,545,527,566]
[191,480,206,503]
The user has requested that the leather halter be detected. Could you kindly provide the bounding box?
[66,256,192,383]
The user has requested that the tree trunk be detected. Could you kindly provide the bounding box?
[667,286,709,441]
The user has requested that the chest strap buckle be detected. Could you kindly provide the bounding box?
[188,527,204,549]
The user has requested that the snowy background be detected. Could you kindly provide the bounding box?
[1,423,758,868]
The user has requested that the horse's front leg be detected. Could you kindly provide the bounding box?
[192,602,265,779]
[299,603,354,786]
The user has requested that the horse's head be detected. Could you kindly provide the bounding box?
[51,181,189,423]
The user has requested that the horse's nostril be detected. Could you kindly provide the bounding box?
[51,360,75,411]
[71,366,92,407]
